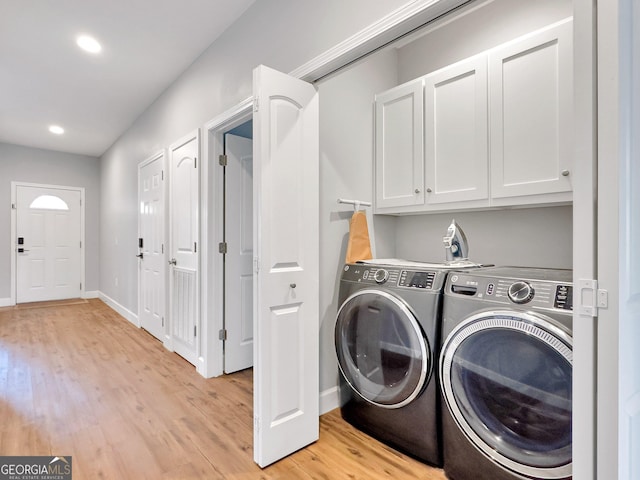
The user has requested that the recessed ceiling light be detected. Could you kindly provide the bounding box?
[49,125,65,135]
[76,34,102,54]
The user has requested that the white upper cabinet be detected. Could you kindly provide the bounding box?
[373,19,573,214]
[489,19,573,204]
[374,78,424,210]
[424,54,489,207]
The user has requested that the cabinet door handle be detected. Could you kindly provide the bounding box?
[414,188,421,194]
[168,258,177,266]
[561,169,570,177]
[426,187,433,193]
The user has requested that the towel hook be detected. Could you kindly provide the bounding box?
[337,198,372,211]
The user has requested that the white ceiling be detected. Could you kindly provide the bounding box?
[0,0,256,157]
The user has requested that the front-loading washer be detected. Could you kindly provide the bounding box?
[335,260,478,466]
[439,266,573,480]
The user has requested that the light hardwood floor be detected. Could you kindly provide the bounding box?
[0,299,447,479]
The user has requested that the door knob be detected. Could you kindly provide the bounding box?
[290,283,297,289]
[168,258,177,266]
[136,253,144,259]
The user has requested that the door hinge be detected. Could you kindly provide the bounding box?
[253,97,259,112]
[162,170,164,181]
[194,325,197,337]
[577,279,608,317]
[11,203,16,210]
[219,154,228,166]
[194,242,197,253]
[80,240,82,248]
[194,157,197,168]
[253,257,260,273]
[162,244,164,254]
[219,329,227,341]
[162,316,164,327]
[80,282,82,290]
[219,242,227,254]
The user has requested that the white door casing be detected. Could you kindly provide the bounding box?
[16,184,83,303]
[169,131,200,365]
[253,65,319,468]
[224,134,254,374]
[138,151,166,342]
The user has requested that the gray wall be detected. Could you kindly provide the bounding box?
[99,0,409,312]
[0,142,100,299]
[317,47,400,392]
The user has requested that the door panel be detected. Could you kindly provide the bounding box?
[169,132,200,365]
[253,65,319,468]
[139,153,165,342]
[225,134,254,373]
[16,185,82,303]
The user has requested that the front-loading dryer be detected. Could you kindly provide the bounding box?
[439,266,573,480]
[335,260,476,466]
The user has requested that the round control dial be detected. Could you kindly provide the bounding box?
[508,281,534,304]
[374,269,389,284]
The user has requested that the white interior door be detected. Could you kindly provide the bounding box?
[224,133,254,373]
[253,65,319,467]
[138,153,165,342]
[16,185,82,303]
[169,131,200,365]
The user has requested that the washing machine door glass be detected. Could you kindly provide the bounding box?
[440,311,572,479]
[335,289,429,409]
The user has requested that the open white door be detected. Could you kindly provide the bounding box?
[224,134,254,373]
[253,65,319,467]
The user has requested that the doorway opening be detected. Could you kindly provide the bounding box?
[222,120,254,374]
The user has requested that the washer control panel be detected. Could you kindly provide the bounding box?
[448,272,573,312]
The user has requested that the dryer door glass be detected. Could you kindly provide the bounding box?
[335,290,429,408]
[440,312,572,477]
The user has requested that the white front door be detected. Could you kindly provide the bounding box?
[253,65,319,467]
[16,185,82,303]
[138,152,166,342]
[169,131,200,365]
[224,133,254,373]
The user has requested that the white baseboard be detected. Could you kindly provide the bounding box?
[99,292,139,327]
[82,290,99,299]
[0,297,12,307]
[320,385,341,415]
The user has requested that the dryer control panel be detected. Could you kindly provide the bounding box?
[342,264,441,290]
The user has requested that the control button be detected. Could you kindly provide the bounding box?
[486,283,495,295]
[363,270,369,280]
[508,281,534,304]
[374,269,389,284]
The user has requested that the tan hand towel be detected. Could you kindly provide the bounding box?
[345,210,373,263]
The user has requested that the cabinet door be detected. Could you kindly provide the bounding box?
[424,55,489,206]
[375,78,424,210]
[489,20,573,201]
